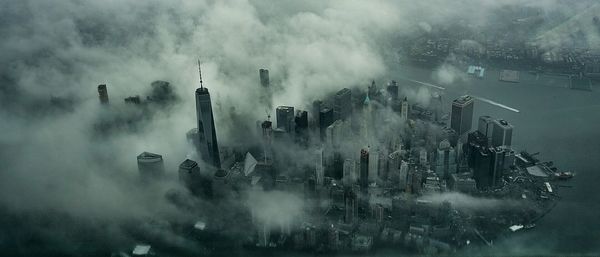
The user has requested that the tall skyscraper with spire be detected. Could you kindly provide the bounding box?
[195,60,221,168]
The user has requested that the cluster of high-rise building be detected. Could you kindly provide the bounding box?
[107,63,565,256]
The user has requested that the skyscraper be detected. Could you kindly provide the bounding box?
[178,159,205,196]
[213,168,229,198]
[478,115,494,140]
[259,68,269,88]
[467,130,488,169]
[491,119,513,147]
[399,160,408,191]
[326,119,349,148]
[314,149,324,185]
[450,95,474,136]
[295,110,308,145]
[489,147,509,187]
[334,88,352,120]
[319,107,334,140]
[431,92,443,122]
[137,152,165,179]
[472,146,491,189]
[186,128,200,154]
[368,147,380,182]
[344,188,357,224]
[386,80,399,100]
[400,97,409,121]
[98,84,109,104]
[276,106,295,133]
[360,149,369,192]
[196,62,221,168]
[261,120,273,162]
[471,145,514,190]
[328,224,340,250]
[435,140,457,179]
[343,159,356,186]
[388,151,401,181]
[312,100,322,127]
[295,110,308,131]
[330,152,344,180]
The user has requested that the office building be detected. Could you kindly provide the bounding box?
[261,120,273,162]
[137,152,165,179]
[344,188,358,223]
[377,149,388,180]
[331,152,344,180]
[314,149,324,185]
[435,140,457,179]
[467,130,488,168]
[295,110,309,145]
[372,204,385,224]
[326,119,349,148]
[431,92,443,121]
[449,173,477,193]
[450,95,474,136]
[343,159,356,186]
[386,80,399,100]
[97,84,109,104]
[276,106,295,133]
[471,146,492,189]
[319,107,334,140]
[478,115,494,142]
[259,68,269,88]
[334,88,352,120]
[186,128,200,155]
[213,168,230,198]
[368,148,379,182]
[195,62,221,168]
[178,159,205,196]
[312,100,322,127]
[295,110,308,132]
[401,97,409,121]
[328,224,340,250]
[399,160,408,191]
[387,151,401,181]
[360,149,369,191]
[491,119,513,147]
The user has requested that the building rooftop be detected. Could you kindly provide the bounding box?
[179,159,198,170]
[494,119,513,128]
[336,88,351,96]
[195,87,210,95]
[276,106,294,111]
[453,95,474,106]
[132,244,151,256]
[137,152,162,161]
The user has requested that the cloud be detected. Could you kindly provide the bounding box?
[0,0,597,255]
[419,192,527,212]
[245,189,304,230]
[432,63,467,86]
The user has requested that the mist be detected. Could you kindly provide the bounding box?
[0,0,598,256]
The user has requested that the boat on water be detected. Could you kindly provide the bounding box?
[554,171,575,180]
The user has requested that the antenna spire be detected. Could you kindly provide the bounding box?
[197,59,203,89]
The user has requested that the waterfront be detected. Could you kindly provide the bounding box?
[395,64,600,255]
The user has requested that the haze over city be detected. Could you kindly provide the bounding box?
[1,1,599,256]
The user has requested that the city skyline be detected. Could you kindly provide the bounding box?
[0,1,598,256]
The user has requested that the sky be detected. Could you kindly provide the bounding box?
[0,0,599,256]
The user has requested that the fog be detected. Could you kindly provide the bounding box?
[0,0,598,256]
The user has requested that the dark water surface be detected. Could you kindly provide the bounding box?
[395,64,600,255]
